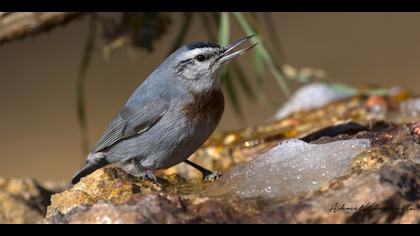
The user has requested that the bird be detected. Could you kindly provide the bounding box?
[71,35,257,185]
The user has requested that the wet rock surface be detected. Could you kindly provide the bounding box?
[44,122,419,224]
[3,84,420,224]
[45,160,419,224]
[259,159,419,223]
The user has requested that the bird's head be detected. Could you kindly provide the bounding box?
[164,35,257,91]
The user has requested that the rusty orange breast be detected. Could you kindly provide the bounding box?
[182,89,225,125]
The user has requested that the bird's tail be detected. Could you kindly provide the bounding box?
[71,153,109,185]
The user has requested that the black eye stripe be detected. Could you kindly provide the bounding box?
[195,51,220,61]
[195,54,206,61]
[176,50,221,73]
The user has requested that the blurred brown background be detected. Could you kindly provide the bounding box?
[1,13,420,181]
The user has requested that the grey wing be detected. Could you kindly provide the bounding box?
[90,100,169,153]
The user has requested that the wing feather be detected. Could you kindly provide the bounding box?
[91,100,168,153]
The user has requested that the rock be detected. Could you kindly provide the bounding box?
[47,194,199,224]
[35,88,420,224]
[45,161,418,224]
[47,194,259,224]
[0,192,43,224]
[46,166,165,218]
[0,178,61,223]
[44,121,420,224]
[259,160,419,224]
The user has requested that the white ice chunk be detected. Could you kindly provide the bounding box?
[213,139,370,199]
[273,83,350,119]
[400,98,420,117]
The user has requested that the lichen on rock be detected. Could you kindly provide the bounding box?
[46,166,168,218]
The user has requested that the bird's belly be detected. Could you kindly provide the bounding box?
[146,117,217,169]
[107,114,217,170]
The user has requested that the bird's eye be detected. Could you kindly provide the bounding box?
[195,54,206,62]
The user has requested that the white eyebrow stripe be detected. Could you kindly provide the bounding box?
[181,47,220,60]
[183,48,208,59]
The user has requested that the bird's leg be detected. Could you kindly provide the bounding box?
[184,160,221,181]
[123,159,158,184]
[142,170,157,184]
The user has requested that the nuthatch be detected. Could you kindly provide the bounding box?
[71,35,257,184]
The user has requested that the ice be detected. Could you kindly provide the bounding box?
[273,83,350,119]
[212,139,370,199]
[389,98,420,124]
[400,98,420,118]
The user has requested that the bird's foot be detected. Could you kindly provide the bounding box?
[129,171,159,185]
[183,160,222,182]
[139,170,158,184]
[124,159,158,184]
[203,171,222,182]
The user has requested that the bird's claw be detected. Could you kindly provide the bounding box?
[139,170,158,185]
[203,171,222,182]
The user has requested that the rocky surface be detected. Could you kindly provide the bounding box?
[259,159,419,224]
[2,85,419,224]
[46,167,164,219]
[43,122,419,224]
[0,178,62,223]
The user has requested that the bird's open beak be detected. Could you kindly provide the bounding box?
[218,35,258,64]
